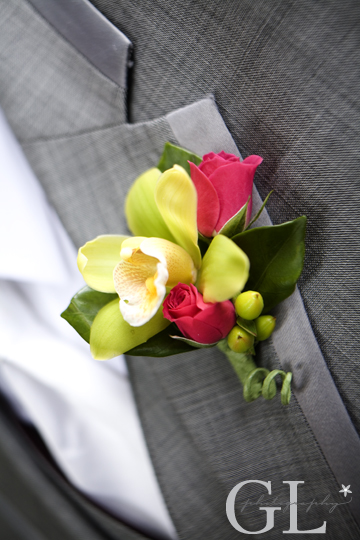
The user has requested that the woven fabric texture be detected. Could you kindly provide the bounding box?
[23,103,360,538]
[0,0,360,539]
[91,0,360,435]
[0,0,127,141]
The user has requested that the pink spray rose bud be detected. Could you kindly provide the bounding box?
[163,283,236,344]
[189,151,263,237]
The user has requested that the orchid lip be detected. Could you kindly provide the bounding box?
[117,257,168,327]
[113,237,196,327]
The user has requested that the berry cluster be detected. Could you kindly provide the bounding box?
[228,291,276,353]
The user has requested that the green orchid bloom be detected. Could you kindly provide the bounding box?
[78,165,250,359]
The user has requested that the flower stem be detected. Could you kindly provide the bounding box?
[217,339,292,404]
[217,340,257,386]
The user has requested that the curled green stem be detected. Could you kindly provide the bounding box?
[217,340,292,405]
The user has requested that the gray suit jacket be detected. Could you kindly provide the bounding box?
[0,0,359,538]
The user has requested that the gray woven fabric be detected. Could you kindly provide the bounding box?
[27,0,132,87]
[92,0,360,438]
[167,98,360,525]
[0,0,152,538]
[0,0,127,141]
[1,0,360,539]
[22,103,360,538]
[22,119,176,248]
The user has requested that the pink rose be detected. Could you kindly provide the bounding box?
[163,283,236,344]
[189,151,263,237]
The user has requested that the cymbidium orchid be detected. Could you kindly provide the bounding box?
[77,164,250,359]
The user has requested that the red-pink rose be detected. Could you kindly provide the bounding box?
[163,283,236,344]
[189,151,263,237]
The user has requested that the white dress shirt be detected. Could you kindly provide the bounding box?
[0,108,176,540]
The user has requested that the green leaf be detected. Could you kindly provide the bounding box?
[157,142,202,176]
[127,324,196,357]
[232,216,307,312]
[61,286,117,343]
[198,235,211,259]
[236,317,257,337]
[247,190,273,229]
[198,232,211,245]
[217,198,249,238]
[170,335,218,348]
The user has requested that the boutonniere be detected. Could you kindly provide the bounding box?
[62,143,306,405]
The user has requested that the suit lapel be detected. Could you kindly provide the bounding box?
[24,98,360,538]
[27,0,132,88]
[3,1,360,538]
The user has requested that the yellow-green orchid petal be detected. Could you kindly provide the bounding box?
[197,234,250,303]
[155,165,201,268]
[77,235,128,293]
[113,236,196,327]
[90,299,170,360]
[125,168,177,243]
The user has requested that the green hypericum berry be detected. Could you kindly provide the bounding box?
[227,325,255,353]
[255,315,276,341]
[234,291,264,320]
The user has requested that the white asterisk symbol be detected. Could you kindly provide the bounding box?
[339,484,352,497]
